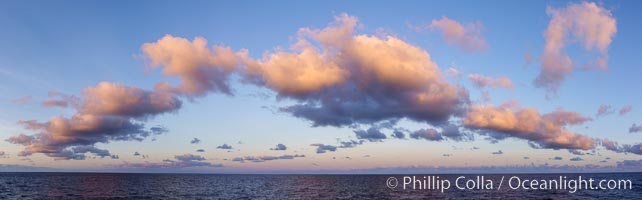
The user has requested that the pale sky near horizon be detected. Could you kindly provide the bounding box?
[1,0,642,173]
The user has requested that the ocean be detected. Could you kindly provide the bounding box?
[1,173,641,199]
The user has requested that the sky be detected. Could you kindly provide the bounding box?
[1,0,642,173]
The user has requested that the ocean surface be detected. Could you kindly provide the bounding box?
[1,173,641,199]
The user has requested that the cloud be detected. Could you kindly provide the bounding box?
[338,140,364,148]
[619,105,633,116]
[311,144,337,154]
[216,144,233,149]
[270,143,287,151]
[467,74,514,89]
[523,156,530,160]
[524,50,532,68]
[428,16,487,52]
[134,152,140,156]
[243,13,469,127]
[491,150,503,155]
[141,35,245,97]
[568,149,586,155]
[630,124,642,133]
[535,2,617,94]
[445,68,462,79]
[79,82,181,118]
[617,160,642,168]
[570,157,584,161]
[118,154,222,169]
[596,104,614,117]
[464,104,595,150]
[441,124,473,141]
[232,154,305,163]
[41,91,80,108]
[354,128,387,142]
[391,130,406,139]
[196,149,205,152]
[190,138,201,144]
[71,146,112,158]
[551,156,564,160]
[407,125,472,142]
[12,96,32,104]
[598,139,642,155]
[600,138,620,152]
[174,153,205,162]
[6,82,176,160]
[41,100,69,108]
[410,128,444,141]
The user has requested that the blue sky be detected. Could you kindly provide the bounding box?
[1,0,642,173]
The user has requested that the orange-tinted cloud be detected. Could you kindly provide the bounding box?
[141,35,245,97]
[7,82,178,160]
[464,104,595,150]
[244,13,469,127]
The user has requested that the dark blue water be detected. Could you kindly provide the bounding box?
[1,173,641,199]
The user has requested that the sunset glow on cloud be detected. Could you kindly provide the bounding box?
[1,1,641,173]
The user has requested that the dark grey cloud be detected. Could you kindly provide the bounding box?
[568,149,585,155]
[270,143,287,151]
[339,140,364,148]
[354,128,387,142]
[491,150,503,155]
[630,124,642,133]
[311,144,337,154]
[617,160,642,168]
[551,156,563,160]
[175,154,205,162]
[190,138,201,144]
[570,157,584,161]
[196,149,205,152]
[391,130,406,139]
[216,144,233,149]
[118,153,221,169]
[410,128,443,141]
[441,124,473,141]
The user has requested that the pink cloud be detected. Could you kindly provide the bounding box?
[429,17,487,53]
[535,2,616,94]
[619,105,632,116]
[42,100,68,108]
[467,74,514,89]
